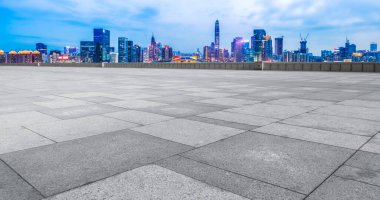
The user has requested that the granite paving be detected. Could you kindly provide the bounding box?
[0,66,379,199]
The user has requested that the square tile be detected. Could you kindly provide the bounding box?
[79,96,121,103]
[0,130,192,197]
[148,95,205,104]
[156,156,305,200]
[141,103,224,117]
[186,115,259,130]
[346,151,380,172]
[34,96,93,109]
[105,99,167,109]
[283,113,380,136]
[187,91,237,98]
[37,104,124,119]
[338,99,380,109]
[312,105,380,121]
[335,165,380,187]
[0,111,59,129]
[306,176,380,200]
[199,111,278,126]
[132,119,245,147]
[255,123,369,149]
[226,103,311,119]
[26,115,138,142]
[267,98,334,109]
[361,137,380,154]
[0,160,43,200]
[104,110,173,125]
[196,97,260,107]
[0,127,53,155]
[182,132,353,194]
[45,165,247,200]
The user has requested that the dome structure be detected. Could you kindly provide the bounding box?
[8,50,17,55]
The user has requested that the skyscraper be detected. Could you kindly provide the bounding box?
[80,41,94,63]
[231,37,243,62]
[370,43,378,52]
[36,43,47,55]
[275,37,284,56]
[93,28,110,63]
[149,34,158,62]
[215,20,220,60]
[118,37,127,63]
[127,40,134,62]
[252,29,266,61]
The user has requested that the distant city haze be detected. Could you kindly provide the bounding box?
[0,0,379,55]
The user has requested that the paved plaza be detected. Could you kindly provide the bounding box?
[0,66,380,199]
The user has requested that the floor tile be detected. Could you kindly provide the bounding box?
[267,98,334,108]
[132,119,245,147]
[335,165,380,186]
[255,123,369,149]
[105,99,167,109]
[0,130,192,197]
[338,99,380,109]
[226,103,311,119]
[182,131,354,194]
[199,111,278,126]
[25,115,138,142]
[0,111,59,129]
[0,127,53,155]
[37,104,124,119]
[306,176,380,200]
[45,165,247,200]
[346,151,380,172]
[156,156,305,200]
[196,97,260,107]
[141,103,224,117]
[361,137,380,154]
[312,105,380,121]
[0,160,43,200]
[283,113,380,136]
[104,110,173,125]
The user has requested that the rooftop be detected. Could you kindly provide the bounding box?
[0,66,379,200]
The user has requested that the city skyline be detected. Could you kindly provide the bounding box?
[1,0,380,55]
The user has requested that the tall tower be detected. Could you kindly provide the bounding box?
[215,20,220,61]
[215,20,220,49]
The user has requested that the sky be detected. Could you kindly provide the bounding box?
[0,0,380,55]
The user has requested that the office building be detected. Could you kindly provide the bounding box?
[370,43,377,52]
[231,37,243,62]
[80,41,95,63]
[0,50,5,63]
[93,28,110,63]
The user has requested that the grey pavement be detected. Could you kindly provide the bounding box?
[0,66,380,199]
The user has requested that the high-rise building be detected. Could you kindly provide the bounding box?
[215,20,220,60]
[93,28,110,63]
[263,36,273,61]
[133,45,142,62]
[252,29,266,61]
[80,41,94,63]
[127,40,134,62]
[162,45,173,62]
[36,43,47,55]
[203,46,211,62]
[275,37,284,60]
[210,42,215,62]
[231,37,243,62]
[118,37,127,63]
[149,34,158,62]
[370,43,378,52]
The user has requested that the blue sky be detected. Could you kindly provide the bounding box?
[0,0,379,55]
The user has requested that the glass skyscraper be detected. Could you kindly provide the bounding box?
[80,41,94,63]
[215,20,220,60]
[118,37,127,63]
[93,28,110,63]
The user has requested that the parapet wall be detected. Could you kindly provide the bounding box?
[0,62,379,72]
[262,62,380,72]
